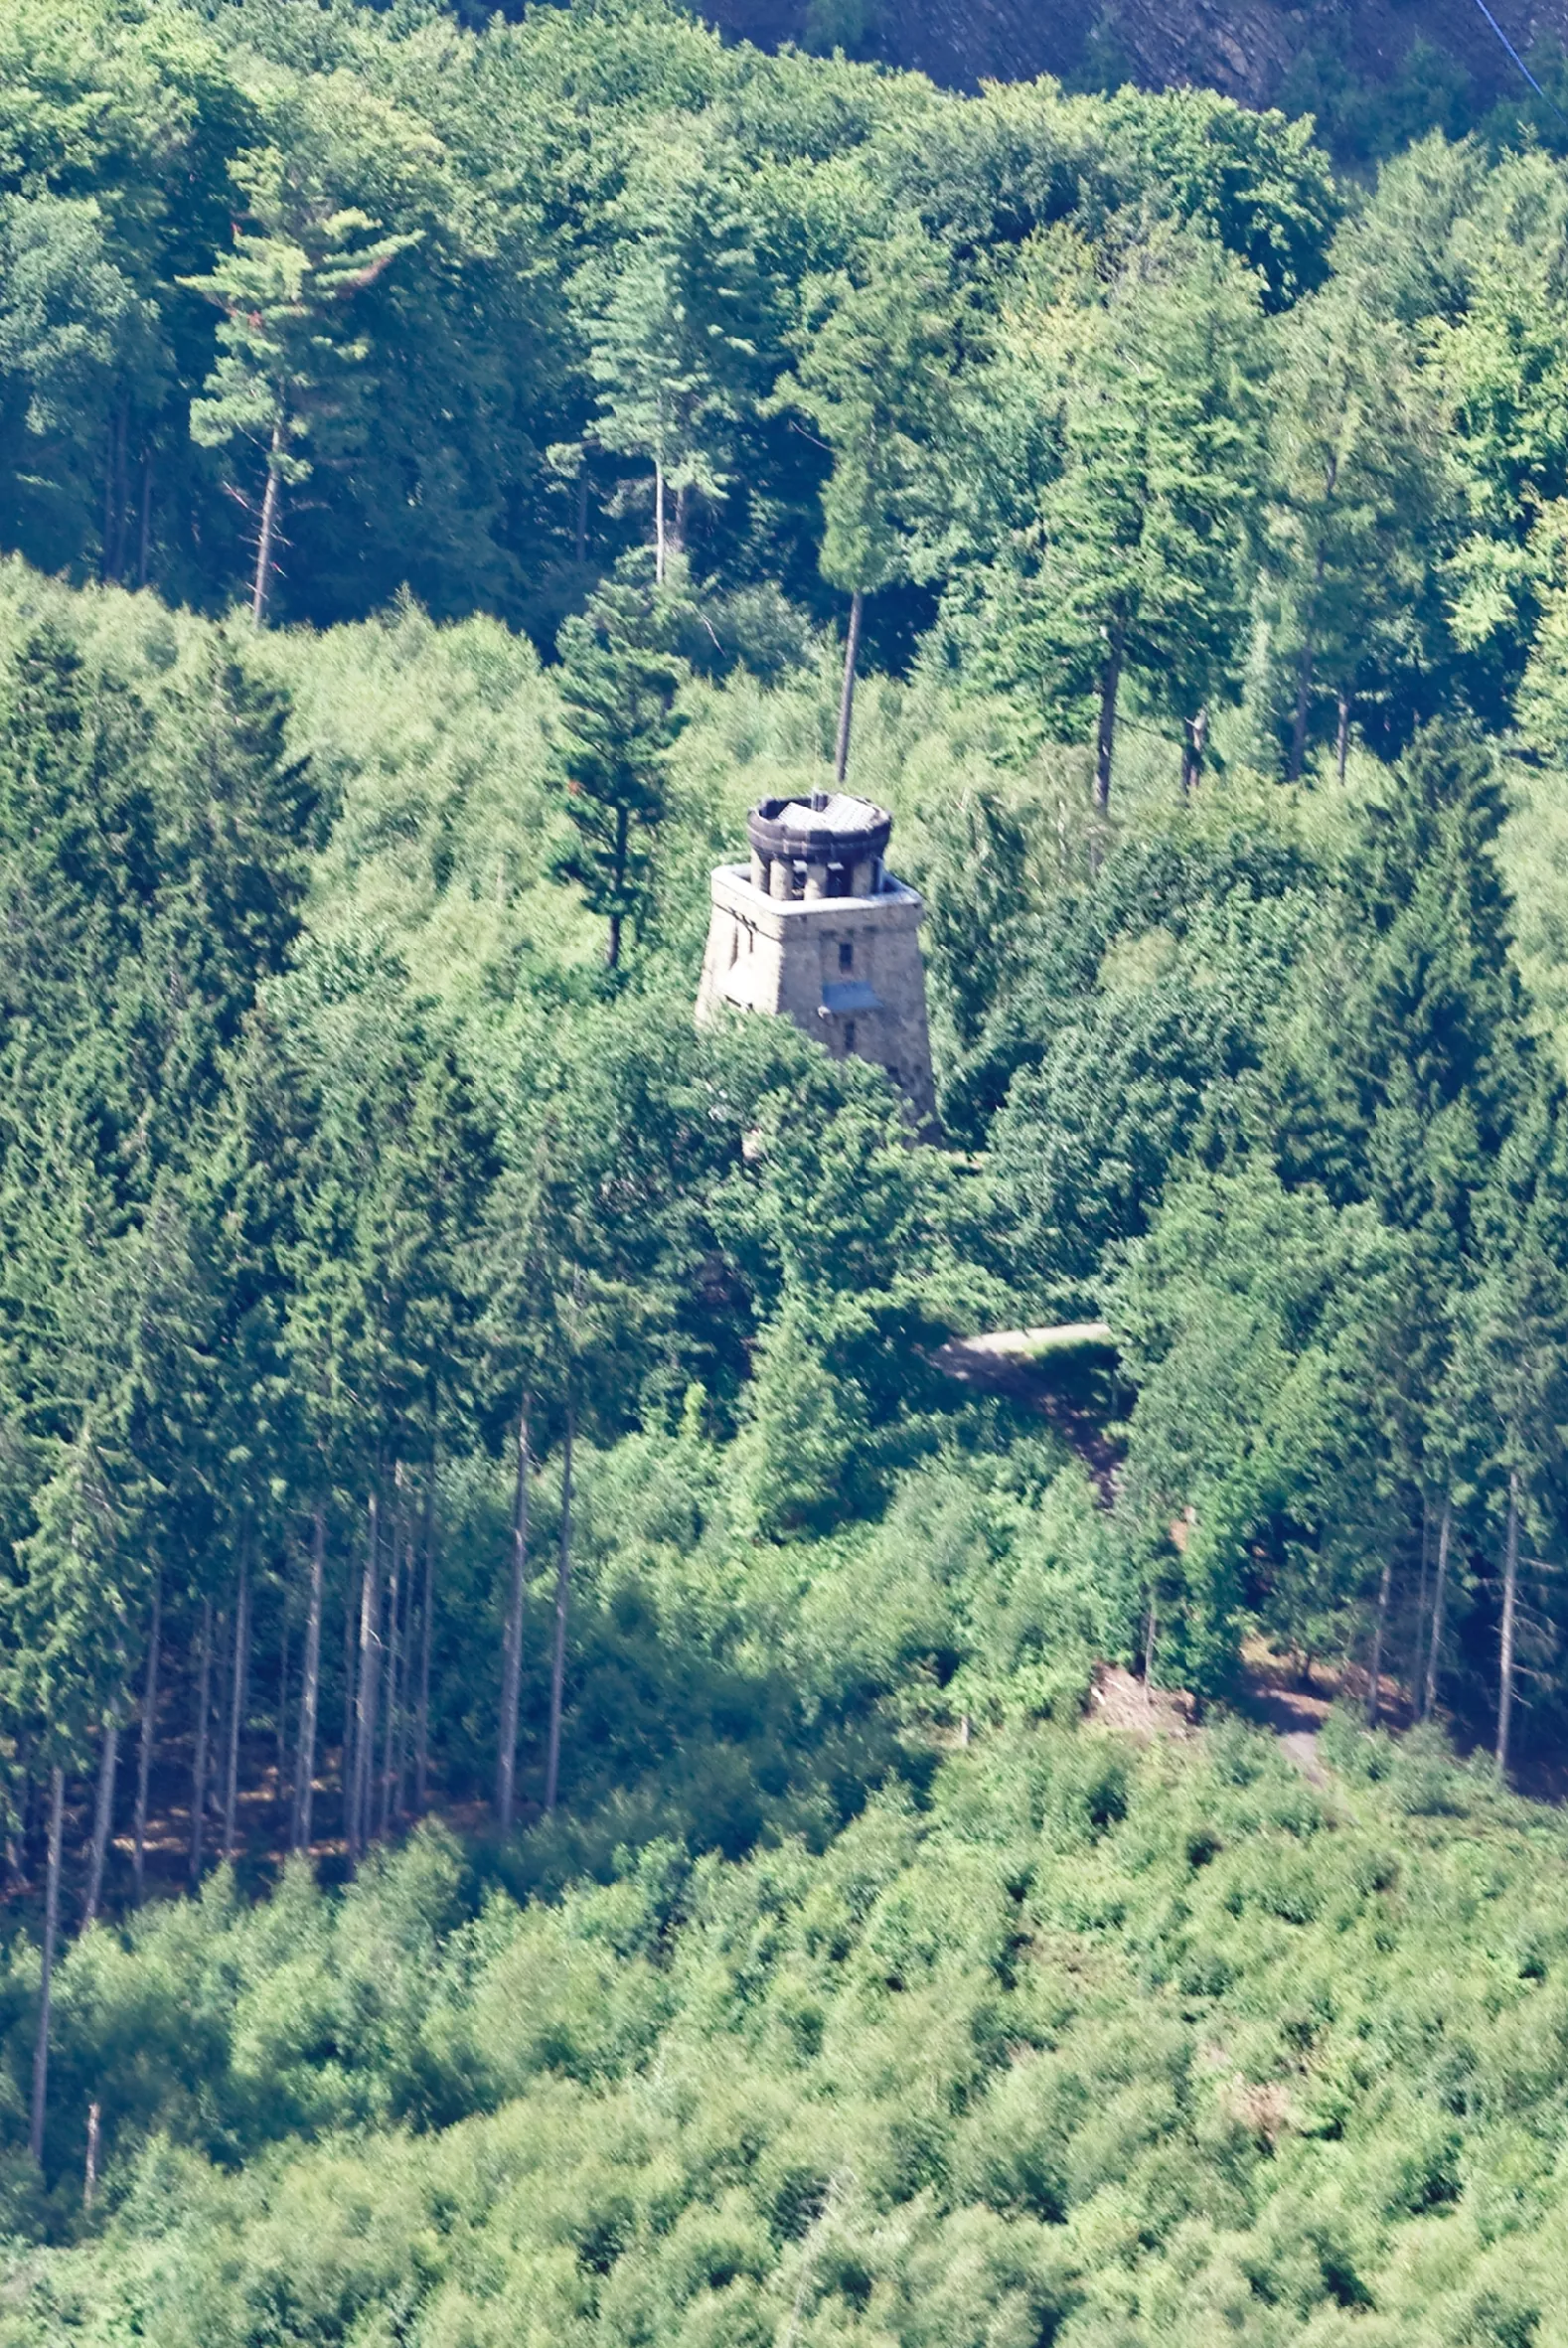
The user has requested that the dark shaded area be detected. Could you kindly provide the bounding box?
[930,1332,1126,1501]
[678,0,1568,165]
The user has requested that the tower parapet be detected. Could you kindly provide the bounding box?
[697,787,937,1129]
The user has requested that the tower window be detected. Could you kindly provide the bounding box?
[845,1019,857,1050]
[839,941,854,972]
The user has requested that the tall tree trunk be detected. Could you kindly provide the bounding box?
[84,2100,100,2213]
[133,1579,160,1902]
[1496,1466,1521,1777]
[223,1551,250,1864]
[1179,705,1207,797]
[29,1765,64,2164]
[833,590,863,788]
[294,1507,325,1854]
[545,1409,574,1815]
[1366,1557,1392,1726]
[137,449,152,587]
[250,423,284,626]
[1335,691,1351,784]
[1289,529,1330,782]
[82,1713,119,1927]
[5,1764,20,1895]
[416,1473,435,1815]
[497,1401,532,1834]
[275,1581,292,1816]
[1424,1496,1452,1721]
[393,1563,413,1822]
[654,459,666,586]
[107,396,129,581]
[606,804,629,971]
[379,1489,402,1839]
[101,412,117,583]
[1094,626,1124,817]
[341,1555,358,1841]
[352,1499,382,1858]
[190,1600,213,1883]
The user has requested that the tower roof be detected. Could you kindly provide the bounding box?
[747,790,891,866]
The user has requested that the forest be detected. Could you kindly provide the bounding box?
[4,0,1568,2338]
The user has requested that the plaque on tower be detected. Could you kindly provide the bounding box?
[696,786,937,1129]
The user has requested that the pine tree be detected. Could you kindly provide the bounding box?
[550,559,688,970]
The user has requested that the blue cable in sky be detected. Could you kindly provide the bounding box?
[1466,0,1568,123]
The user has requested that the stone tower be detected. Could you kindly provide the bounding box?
[696,787,937,1128]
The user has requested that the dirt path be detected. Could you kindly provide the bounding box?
[931,1324,1124,1499]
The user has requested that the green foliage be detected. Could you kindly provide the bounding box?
[8,14,1568,2336]
[12,1714,1568,2344]
[550,556,689,967]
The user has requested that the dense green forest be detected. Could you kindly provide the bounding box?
[7,0,1568,2338]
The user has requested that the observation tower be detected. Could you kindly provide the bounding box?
[696,787,937,1128]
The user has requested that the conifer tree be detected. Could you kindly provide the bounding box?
[182,136,417,623]
[551,559,688,970]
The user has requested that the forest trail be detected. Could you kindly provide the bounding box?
[933,1337,1424,1788]
[930,1324,1123,1497]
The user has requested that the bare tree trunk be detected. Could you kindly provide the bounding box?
[294,1508,324,1854]
[1335,691,1351,784]
[137,450,152,587]
[5,1761,21,1895]
[108,397,128,581]
[379,1487,402,1839]
[497,1402,532,1834]
[83,2101,100,2213]
[352,1499,382,1859]
[190,1600,213,1883]
[223,1551,250,1864]
[833,590,863,788]
[101,413,116,583]
[416,1474,434,1815]
[341,1556,357,1840]
[1289,640,1316,779]
[1289,516,1331,782]
[250,424,283,626]
[655,459,666,586]
[1414,1493,1432,1687]
[606,803,629,971]
[29,1765,64,2164]
[1366,1557,1392,1726]
[545,1410,574,1815]
[1424,1496,1452,1721]
[1496,1467,1521,1777]
[133,1577,161,1902]
[393,1565,413,1822]
[1180,705,1207,796]
[1094,627,1124,816]
[82,1713,119,1927]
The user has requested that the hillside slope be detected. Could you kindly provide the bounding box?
[8,1710,1568,2345]
[701,0,1568,144]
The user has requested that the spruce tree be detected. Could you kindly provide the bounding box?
[551,560,687,970]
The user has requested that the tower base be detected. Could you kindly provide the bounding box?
[697,861,938,1130]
